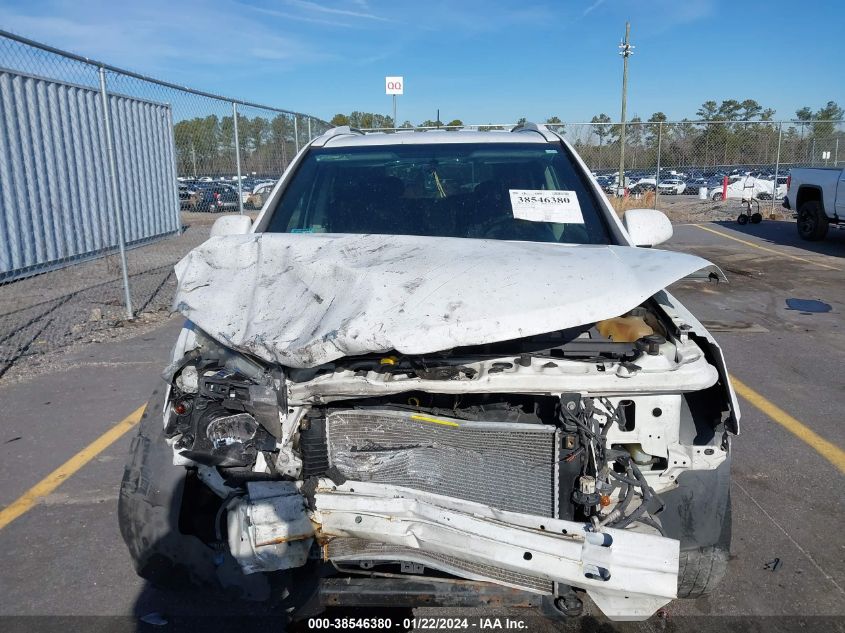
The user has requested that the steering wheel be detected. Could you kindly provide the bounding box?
[557,224,590,244]
[480,217,556,242]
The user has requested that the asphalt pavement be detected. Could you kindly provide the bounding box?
[0,220,843,632]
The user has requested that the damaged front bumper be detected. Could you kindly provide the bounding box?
[229,479,680,621]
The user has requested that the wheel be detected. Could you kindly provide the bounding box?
[659,454,732,599]
[750,212,762,224]
[118,388,274,601]
[677,539,731,599]
[797,201,829,241]
[712,192,724,202]
[676,489,731,599]
[737,214,749,225]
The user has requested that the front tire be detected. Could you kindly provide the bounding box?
[676,496,731,598]
[659,455,732,599]
[797,201,828,241]
[712,192,724,202]
[118,388,273,601]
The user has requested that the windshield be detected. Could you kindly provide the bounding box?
[265,142,612,244]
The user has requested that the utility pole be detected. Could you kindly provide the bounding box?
[617,22,633,197]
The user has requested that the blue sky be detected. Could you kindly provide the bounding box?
[1,0,841,124]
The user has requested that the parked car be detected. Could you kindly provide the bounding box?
[783,167,845,240]
[682,177,708,195]
[657,178,686,195]
[629,180,656,195]
[709,175,784,202]
[756,175,788,200]
[246,181,276,209]
[194,183,239,212]
[232,179,265,205]
[178,184,202,210]
[119,123,738,625]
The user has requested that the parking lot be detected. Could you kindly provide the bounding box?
[0,218,842,632]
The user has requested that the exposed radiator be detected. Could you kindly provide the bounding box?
[325,409,558,517]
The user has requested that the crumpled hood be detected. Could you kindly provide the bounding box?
[174,233,720,368]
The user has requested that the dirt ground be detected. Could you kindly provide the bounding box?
[614,193,789,224]
[0,211,256,383]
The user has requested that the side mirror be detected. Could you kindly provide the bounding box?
[210,215,252,237]
[622,208,673,247]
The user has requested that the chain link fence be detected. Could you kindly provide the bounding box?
[367,120,843,222]
[0,30,329,380]
[547,119,843,222]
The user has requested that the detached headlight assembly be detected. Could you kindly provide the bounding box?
[166,355,280,468]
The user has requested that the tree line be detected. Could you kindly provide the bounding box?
[173,113,326,176]
[172,100,842,176]
[579,100,843,169]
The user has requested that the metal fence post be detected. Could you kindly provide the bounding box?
[98,66,134,320]
[771,121,783,217]
[654,121,662,209]
[294,117,300,153]
[835,138,840,167]
[233,101,244,215]
[307,117,312,141]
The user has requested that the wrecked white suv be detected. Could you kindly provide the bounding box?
[119,124,739,623]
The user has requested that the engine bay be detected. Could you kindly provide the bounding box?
[158,300,733,619]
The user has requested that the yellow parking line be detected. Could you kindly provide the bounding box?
[693,224,841,271]
[0,404,146,531]
[730,374,845,474]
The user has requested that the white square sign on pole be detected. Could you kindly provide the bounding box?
[385,76,404,95]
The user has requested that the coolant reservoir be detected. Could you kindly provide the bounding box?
[596,315,654,342]
[627,444,654,466]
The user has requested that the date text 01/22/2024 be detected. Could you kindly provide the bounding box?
[306,616,531,629]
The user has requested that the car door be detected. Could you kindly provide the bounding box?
[836,170,845,218]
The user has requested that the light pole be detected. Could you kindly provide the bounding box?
[617,22,633,197]
[385,76,403,129]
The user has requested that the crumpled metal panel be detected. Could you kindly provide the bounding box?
[173,232,724,368]
[326,409,557,517]
[0,68,179,280]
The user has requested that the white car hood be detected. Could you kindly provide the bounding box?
[174,233,721,368]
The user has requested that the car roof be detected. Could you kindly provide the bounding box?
[313,125,559,149]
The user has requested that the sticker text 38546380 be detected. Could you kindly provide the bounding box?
[508,189,584,224]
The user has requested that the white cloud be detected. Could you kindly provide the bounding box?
[582,0,604,16]
[282,0,393,22]
[0,0,331,75]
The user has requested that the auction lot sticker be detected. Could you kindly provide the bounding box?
[509,189,584,223]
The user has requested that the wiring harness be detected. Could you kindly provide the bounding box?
[559,394,665,535]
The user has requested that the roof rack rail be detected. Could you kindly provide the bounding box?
[312,125,366,147]
[510,122,559,142]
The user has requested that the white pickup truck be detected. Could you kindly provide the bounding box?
[783,167,845,240]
